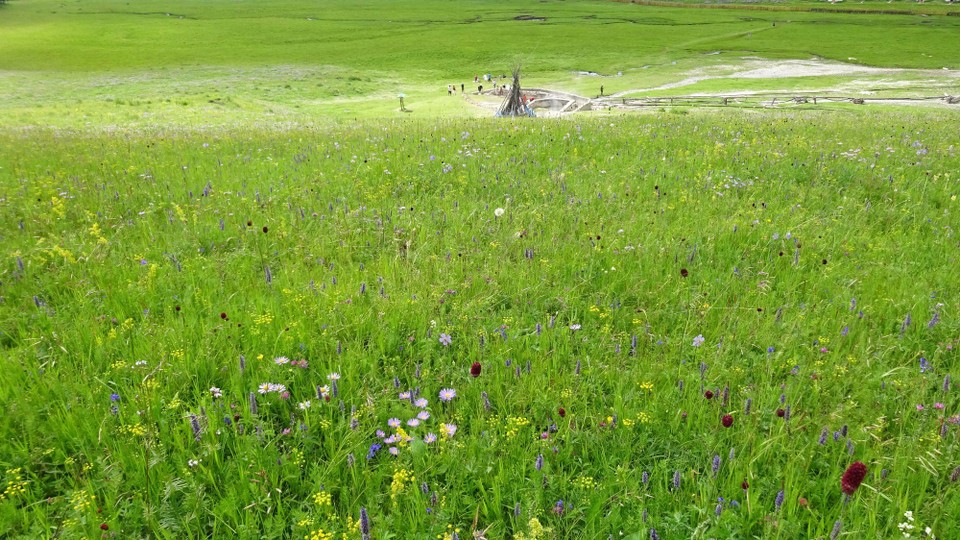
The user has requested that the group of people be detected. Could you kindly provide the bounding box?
[445,73,514,96]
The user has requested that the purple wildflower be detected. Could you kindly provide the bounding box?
[190,414,202,441]
[830,520,842,540]
[360,507,370,540]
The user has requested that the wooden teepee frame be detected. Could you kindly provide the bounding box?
[496,66,535,117]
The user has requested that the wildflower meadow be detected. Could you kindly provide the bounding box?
[1,108,958,538]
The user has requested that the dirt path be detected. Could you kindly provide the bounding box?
[472,58,959,115]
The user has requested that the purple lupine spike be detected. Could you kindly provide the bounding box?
[359,507,370,540]
[481,391,491,410]
[745,398,752,415]
[536,323,542,335]
[945,375,952,393]
[712,454,721,476]
[264,265,272,284]
[536,454,543,471]
[722,386,729,407]
[642,471,649,486]
[672,470,681,490]
[575,360,581,375]
[819,427,829,445]
[775,490,785,511]
[190,414,202,441]
[249,392,257,415]
[649,527,659,540]
[239,354,246,372]
[830,520,842,540]
[715,503,723,516]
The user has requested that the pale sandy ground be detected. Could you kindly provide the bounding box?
[477,58,960,115]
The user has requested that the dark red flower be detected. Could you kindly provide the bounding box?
[558,407,566,418]
[175,305,181,312]
[220,312,228,319]
[704,390,714,400]
[470,362,482,377]
[841,461,867,495]
[776,408,786,418]
[680,268,689,278]
[722,414,734,428]
[741,481,749,490]
[262,226,269,233]
[100,524,109,531]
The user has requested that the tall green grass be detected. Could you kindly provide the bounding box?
[1,110,958,538]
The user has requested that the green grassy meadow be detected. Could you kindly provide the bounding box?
[2,0,960,539]
[1,0,959,125]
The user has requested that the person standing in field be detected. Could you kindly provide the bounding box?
[461,83,464,93]
[600,85,604,96]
